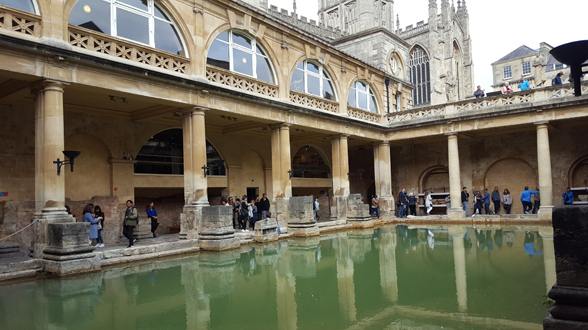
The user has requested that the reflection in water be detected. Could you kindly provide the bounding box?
[0,225,554,330]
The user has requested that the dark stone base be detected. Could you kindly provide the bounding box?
[544,314,588,330]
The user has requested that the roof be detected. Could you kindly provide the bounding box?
[492,45,538,65]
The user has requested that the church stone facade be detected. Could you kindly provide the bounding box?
[245,0,475,107]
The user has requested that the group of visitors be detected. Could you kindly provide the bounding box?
[221,193,271,232]
[81,204,105,247]
[396,188,429,217]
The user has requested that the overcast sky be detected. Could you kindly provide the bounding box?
[268,0,588,92]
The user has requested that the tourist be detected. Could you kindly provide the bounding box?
[254,195,262,220]
[370,195,380,218]
[553,71,564,85]
[259,193,270,219]
[483,188,491,214]
[502,82,514,94]
[83,204,99,245]
[239,195,249,231]
[474,85,485,98]
[520,186,539,214]
[473,191,483,217]
[65,205,76,221]
[146,202,159,238]
[313,198,320,221]
[461,187,469,212]
[502,189,513,214]
[398,189,408,218]
[562,187,574,205]
[249,199,258,230]
[532,187,541,214]
[94,205,105,247]
[407,192,417,216]
[491,186,501,214]
[123,200,138,248]
[425,190,433,216]
[445,195,451,213]
[518,78,531,91]
[232,197,240,228]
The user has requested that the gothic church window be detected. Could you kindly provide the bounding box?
[207,30,275,84]
[0,0,38,13]
[348,81,379,113]
[290,60,336,100]
[522,62,531,76]
[69,0,186,56]
[503,66,512,80]
[408,46,430,106]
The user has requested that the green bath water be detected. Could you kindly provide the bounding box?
[0,225,553,329]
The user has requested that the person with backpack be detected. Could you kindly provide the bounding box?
[491,187,501,214]
[123,200,138,248]
[407,193,417,216]
[239,195,249,232]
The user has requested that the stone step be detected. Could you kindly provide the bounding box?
[0,259,43,274]
[0,243,20,250]
[94,239,199,261]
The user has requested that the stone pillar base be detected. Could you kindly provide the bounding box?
[544,285,588,329]
[197,206,239,250]
[447,208,466,220]
[538,206,554,220]
[377,196,396,220]
[199,230,240,251]
[33,212,75,258]
[289,222,320,237]
[42,222,101,276]
[333,195,348,221]
[275,198,290,233]
[348,217,375,228]
[254,218,279,242]
[44,256,101,276]
[180,205,201,240]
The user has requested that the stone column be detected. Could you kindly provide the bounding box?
[32,80,74,258]
[179,107,209,240]
[446,133,465,219]
[271,123,292,230]
[374,141,395,219]
[379,227,398,302]
[450,226,468,312]
[539,227,557,294]
[535,122,554,219]
[331,135,350,221]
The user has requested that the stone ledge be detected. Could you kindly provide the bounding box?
[101,247,200,267]
[0,269,40,281]
[0,259,43,274]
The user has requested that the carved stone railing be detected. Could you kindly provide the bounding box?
[206,66,278,98]
[68,25,188,74]
[0,5,41,37]
[455,91,534,112]
[347,106,381,124]
[289,90,339,113]
[386,107,445,124]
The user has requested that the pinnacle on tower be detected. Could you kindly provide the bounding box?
[462,0,469,17]
[396,14,400,32]
[429,0,437,9]
[293,0,297,15]
[441,0,450,8]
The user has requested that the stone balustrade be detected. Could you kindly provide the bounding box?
[289,90,339,113]
[347,106,381,124]
[68,25,189,74]
[0,5,41,37]
[206,66,278,98]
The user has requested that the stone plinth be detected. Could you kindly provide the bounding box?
[274,198,290,233]
[332,195,348,221]
[288,196,319,237]
[179,205,200,240]
[43,222,101,276]
[347,194,373,228]
[254,218,278,242]
[198,206,240,251]
[544,206,588,329]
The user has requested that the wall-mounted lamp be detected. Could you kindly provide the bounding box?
[54,151,81,175]
[202,160,225,177]
[347,168,365,180]
[288,165,308,179]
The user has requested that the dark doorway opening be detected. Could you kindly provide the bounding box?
[246,187,259,202]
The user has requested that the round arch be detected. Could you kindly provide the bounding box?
[346,78,383,114]
[484,158,537,214]
[288,56,342,102]
[291,144,331,178]
[64,0,195,57]
[568,154,588,187]
[204,25,282,86]
[418,165,449,194]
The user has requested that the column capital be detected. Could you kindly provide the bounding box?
[445,131,459,137]
[176,106,209,117]
[270,122,291,130]
[534,120,550,128]
[31,79,69,94]
[329,134,350,142]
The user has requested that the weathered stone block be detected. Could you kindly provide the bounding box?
[289,196,313,224]
[47,222,91,248]
[43,256,101,276]
[552,206,588,288]
[254,218,278,242]
[199,237,240,251]
[200,206,233,231]
[289,223,320,237]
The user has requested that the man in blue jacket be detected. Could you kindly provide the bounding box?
[562,187,574,205]
[483,188,491,214]
[520,186,539,214]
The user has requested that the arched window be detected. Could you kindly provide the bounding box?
[347,81,379,113]
[292,145,330,179]
[408,46,431,105]
[290,60,336,100]
[207,30,275,84]
[1,0,38,13]
[69,0,186,56]
[135,129,226,176]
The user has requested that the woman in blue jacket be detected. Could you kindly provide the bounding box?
[82,204,100,244]
[146,202,159,237]
[520,186,539,214]
[562,187,574,205]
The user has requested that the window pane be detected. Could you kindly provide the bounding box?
[206,39,230,70]
[296,61,304,70]
[216,31,229,42]
[307,62,319,74]
[369,94,377,113]
[154,5,168,20]
[256,55,274,84]
[232,33,252,48]
[69,0,111,35]
[116,8,149,45]
[117,0,148,11]
[290,69,305,92]
[347,90,356,107]
[0,0,35,13]
[154,20,184,55]
[323,78,334,100]
[233,48,253,76]
[358,92,367,109]
[307,75,320,96]
[256,44,265,55]
[358,81,367,91]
